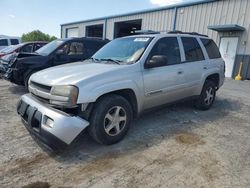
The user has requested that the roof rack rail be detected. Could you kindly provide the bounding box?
[132,30,160,35]
[168,30,208,37]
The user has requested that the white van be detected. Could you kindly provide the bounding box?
[0,35,21,50]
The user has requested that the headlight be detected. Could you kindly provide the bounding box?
[50,85,79,107]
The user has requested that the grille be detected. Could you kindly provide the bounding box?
[29,81,52,102]
[30,81,51,92]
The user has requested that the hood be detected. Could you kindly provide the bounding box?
[30,61,123,86]
[16,53,48,65]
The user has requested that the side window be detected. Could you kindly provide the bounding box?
[0,39,8,46]
[201,38,221,59]
[68,42,85,55]
[181,37,204,62]
[149,37,181,66]
[20,44,33,53]
[10,39,19,45]
[34,43,43,51]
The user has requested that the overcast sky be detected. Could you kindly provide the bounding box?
[0,0,201,38]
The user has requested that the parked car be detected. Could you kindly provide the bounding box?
[17,31,225,149]
[1,37,109,87]
[0,42,48,75]
[0,41,47,58]
[0,35,21,50]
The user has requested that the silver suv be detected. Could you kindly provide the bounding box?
[17,31,225,149]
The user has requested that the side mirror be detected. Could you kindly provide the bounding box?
[145,55,168,69]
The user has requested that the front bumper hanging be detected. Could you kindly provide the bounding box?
[17,94,89,149]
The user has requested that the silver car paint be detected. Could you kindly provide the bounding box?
[21,94,89,144]
[26,33,225,145]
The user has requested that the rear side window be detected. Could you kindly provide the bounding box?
[149,37,181,65]
[181,37,204,62]
[68,42,85,55]
[0,39,8,46]
[201,38,221,59]
[21,44,33,53]
[10,39,19,45]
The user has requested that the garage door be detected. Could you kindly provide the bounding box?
[66,28,79,38]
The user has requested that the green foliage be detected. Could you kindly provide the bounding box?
[21,30,57,42]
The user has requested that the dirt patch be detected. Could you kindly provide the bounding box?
[1,153,49,176]
[22,181,50,188]
[175,133,205,145]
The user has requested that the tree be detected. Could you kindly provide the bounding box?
[21,30,57,42]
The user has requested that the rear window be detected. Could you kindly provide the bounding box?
[10,39,19,45]
[201,38,221,59]
[181,37,204,62]
[0,39,8,46]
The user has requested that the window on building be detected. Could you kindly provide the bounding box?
[149,37,181,66]
[86,24,103,38]
[181,37,204,62]
[0,39,8,46]
[201,38,221,59]
[10,39,19,45]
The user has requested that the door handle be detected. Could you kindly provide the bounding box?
[203,66,208,70]
[178,70,183,74]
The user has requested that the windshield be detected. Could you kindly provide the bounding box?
[36,40,64,55]
[92,37,152,64]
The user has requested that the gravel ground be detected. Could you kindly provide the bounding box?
[0,79,249,188]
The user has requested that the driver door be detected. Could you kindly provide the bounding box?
[142,37,186,109]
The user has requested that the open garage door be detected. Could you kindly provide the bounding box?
[114,19,142,38]
[86,24,103,38]
[66,28,79,38]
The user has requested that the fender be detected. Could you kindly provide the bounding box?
[199,66,221,94]
[77,79,144,113]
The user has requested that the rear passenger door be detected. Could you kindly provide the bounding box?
[179,36,205,96]
[143,37,187,109]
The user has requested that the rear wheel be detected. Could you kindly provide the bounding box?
[88,94,133,145]
[195,80,216,110]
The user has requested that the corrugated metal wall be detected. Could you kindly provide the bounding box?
[62,9,174,40]
[61,0,250,54]
[105,9,174,39]
[176,0,250,54]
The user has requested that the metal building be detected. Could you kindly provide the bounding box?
[61,0,250,80]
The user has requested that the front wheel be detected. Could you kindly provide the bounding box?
[88,94,133,145]
[24,71,36,89]
[195,80,216,111]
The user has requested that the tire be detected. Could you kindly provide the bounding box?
[195,80,216,111]
[24,71,35,89]
[88,94,133,145]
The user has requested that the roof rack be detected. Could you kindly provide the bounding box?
[168,30,208,37]
[132,30,160,35]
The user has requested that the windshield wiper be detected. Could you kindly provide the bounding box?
[99,58,122,65]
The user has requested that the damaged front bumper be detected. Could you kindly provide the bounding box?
[17,94,89,149]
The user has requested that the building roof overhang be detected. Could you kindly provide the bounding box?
[208,24,245,32]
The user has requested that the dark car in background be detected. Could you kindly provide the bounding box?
[0,42,48,75]
[1,37,109,88]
